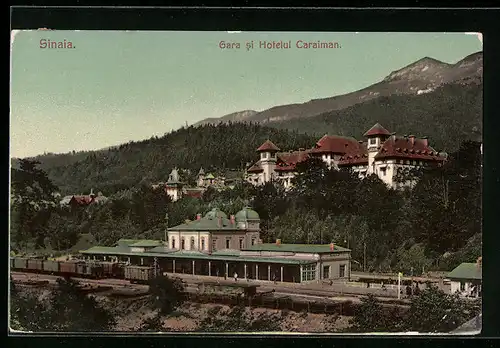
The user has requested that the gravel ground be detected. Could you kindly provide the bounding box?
[12,286,352,333]
[96,296,352,332]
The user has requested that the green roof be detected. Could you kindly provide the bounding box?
[235,207,260,221]
[168,216,238,231]
[244,243,351,253]
[129,240,163,247]
[212,249,241,256]
[447,263,482,281]
[116,239,141,247]
[79,246,315,265]
[204,208,227,219]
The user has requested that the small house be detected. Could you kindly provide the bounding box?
[447,258,482,298]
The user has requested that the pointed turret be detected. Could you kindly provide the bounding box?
[256,140,280,152]
[363,123,391,138]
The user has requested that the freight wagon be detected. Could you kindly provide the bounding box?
[101,262,125,278]
[27,259,44,272]
[43,260,60,274]
[124,265,155,284]
[76,262,104,278]
[13,257,28,270]
[59,260,79,275]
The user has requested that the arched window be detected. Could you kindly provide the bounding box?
[172,237,176,249]
[190,237,195,250]
[181,238,186,250]
[201,238,206,250]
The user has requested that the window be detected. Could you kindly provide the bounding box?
[226,238,231,249]
[201,238,205,251]
[339,264,346,278]
[369,138,377,145]
[239,239,244,249]
[323,266,330,279]
[190,237,195,250]
[251,238,256,246]
[380,167,387,176]
[171,238,176,249]
[212,239,217,251]
[140,258,144,266]
[181,238,185,250]
[460,282,465,291]
[301,264,317,282]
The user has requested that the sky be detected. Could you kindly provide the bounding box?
[10,31,482,158]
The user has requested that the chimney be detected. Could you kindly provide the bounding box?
[276,239,281,246]
[196,213,202,220]
[218,216,222,228]
[230,214,235,224]
[421,136,428,147]
[330,243,334,251]
[408,135,415,145]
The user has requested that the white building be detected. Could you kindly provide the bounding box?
[447,259,482,298]
[246,123,446,189]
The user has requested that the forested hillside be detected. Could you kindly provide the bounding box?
[19,124,316,196]
[10,140,481,274]
[270,83,482,152]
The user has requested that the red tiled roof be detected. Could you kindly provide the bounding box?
[338,141,369,166]
[275,150,311,172]
[70,195,94,205]
[256,140,280,152]
[364,123,392,137]
[375,137,446,161]
[310,135,361,154]
[247,163,263,173]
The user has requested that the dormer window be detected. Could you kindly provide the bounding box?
[369,138,377,145]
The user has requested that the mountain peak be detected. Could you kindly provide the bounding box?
[383,56,451,82]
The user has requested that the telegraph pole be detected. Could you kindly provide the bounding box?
[363,243,367,272]
[164,213,169,246]
[153,257,159,278]
[398,272,402,300]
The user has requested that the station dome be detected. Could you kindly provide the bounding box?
[235,207,260,222]
[204,207,228,220]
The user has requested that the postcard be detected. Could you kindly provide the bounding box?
[9,30,482,335]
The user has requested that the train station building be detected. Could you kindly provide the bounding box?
[80,207,351,283]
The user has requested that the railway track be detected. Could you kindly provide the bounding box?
[11,271,410,306]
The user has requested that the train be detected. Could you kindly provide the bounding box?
[10,256,156,284]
